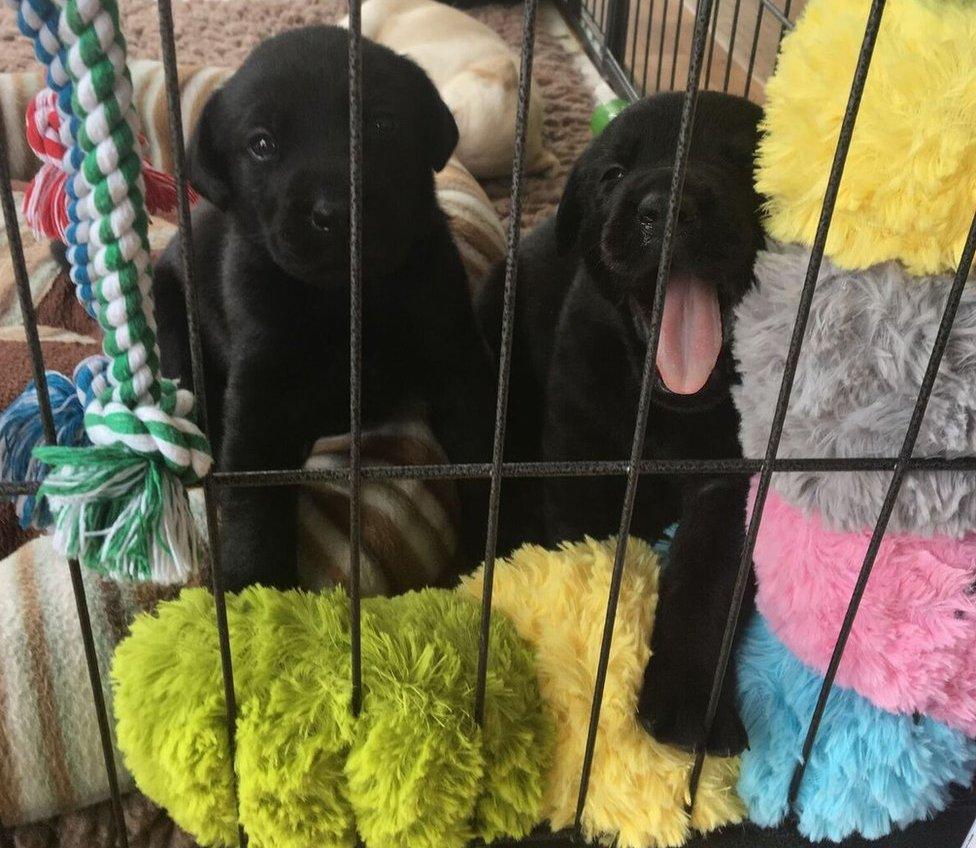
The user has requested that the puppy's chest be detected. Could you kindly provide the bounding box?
[251,315,428,423]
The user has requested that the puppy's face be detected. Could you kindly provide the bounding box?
[187,26,458,285]
[557,93,763,405]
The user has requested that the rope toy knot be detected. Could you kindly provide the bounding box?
[82,387,212,483]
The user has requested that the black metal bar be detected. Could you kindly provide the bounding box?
[668,0,683,89]
[153,4,245,844]
[655,0,671,91]
[0,99,130,848]
[778,0,793,42]
[206,454,976,487]
[4,453,974,495]
[596,0,609,42]
[688,0,888,805]
[474,0,539,727]
[704,0,721,88]
[0,140,55,446]
[604,0,631,70]
[743,1,765,98]
[722,0,743,92]
[348,0,365,718]
[788,208,976,805]
[600,40,643,102]
[761,0,793,31]
[573,0,714,832]
[559,0,640,101]
[641,0,657,94]
[627,0,643,85]
[66,564,131,848]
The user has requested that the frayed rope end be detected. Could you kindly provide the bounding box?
[34,444,201,584]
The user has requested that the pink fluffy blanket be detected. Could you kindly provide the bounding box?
[750,480,976,736]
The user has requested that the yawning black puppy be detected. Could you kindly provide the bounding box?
[153,26,494,591]
[479,92,764,754]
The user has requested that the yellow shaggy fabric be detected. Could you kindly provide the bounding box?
[460,538,743,848]
[757,0,976,276]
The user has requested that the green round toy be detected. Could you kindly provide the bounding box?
[591,98,629,136]
[112,587,552,848]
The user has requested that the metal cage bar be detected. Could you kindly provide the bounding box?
[722,0,744,91]
[654,0,670,92]
[573,0,715,829]
[787,208,976,804]
[688,0,888,803]
[348,0,366,721]
[667,0,684,89]
[210,454,975,485]
[0,108,130,848]
[704,0,722,89]
[627,0,645,89]
[474,0,540,725]
[640,0,656,93]
[0,451,973,500]
[152,3,246,845]
[742,1,765,98]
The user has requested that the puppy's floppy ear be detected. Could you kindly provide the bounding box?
[187,91,232,209]
[555,159,586,254]
[414,67,459,172]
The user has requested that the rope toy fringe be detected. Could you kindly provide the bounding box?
[5,0,213,582]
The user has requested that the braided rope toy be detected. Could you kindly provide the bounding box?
[5,0,213,582]
[23,87,192,301]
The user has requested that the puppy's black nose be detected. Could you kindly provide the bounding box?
[638,191,698,228]
[309,197,344,234]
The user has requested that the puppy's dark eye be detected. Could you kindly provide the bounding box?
[601,165,625,184]
[247,131,278,162]
[373,116,397,136]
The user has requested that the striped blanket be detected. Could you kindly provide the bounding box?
[0,538,179,826]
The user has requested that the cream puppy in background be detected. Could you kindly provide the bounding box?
[344,0,554,178]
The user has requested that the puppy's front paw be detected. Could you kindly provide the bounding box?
[636,650,747,757]
[218,513,299,592]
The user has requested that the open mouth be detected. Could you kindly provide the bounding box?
[631,273,724,396]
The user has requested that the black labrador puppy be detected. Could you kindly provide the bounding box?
[153,26,494,591]
[479,92,764,754]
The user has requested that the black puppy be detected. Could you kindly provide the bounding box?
[479,92,764,754]
[153,26,494,591]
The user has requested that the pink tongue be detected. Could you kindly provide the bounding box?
[655,274,723,394]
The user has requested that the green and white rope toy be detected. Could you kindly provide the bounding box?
[9,0,213,582]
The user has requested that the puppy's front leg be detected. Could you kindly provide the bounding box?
[427,355,495,576]
[636,476,753,756]
[218,362,310,592]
